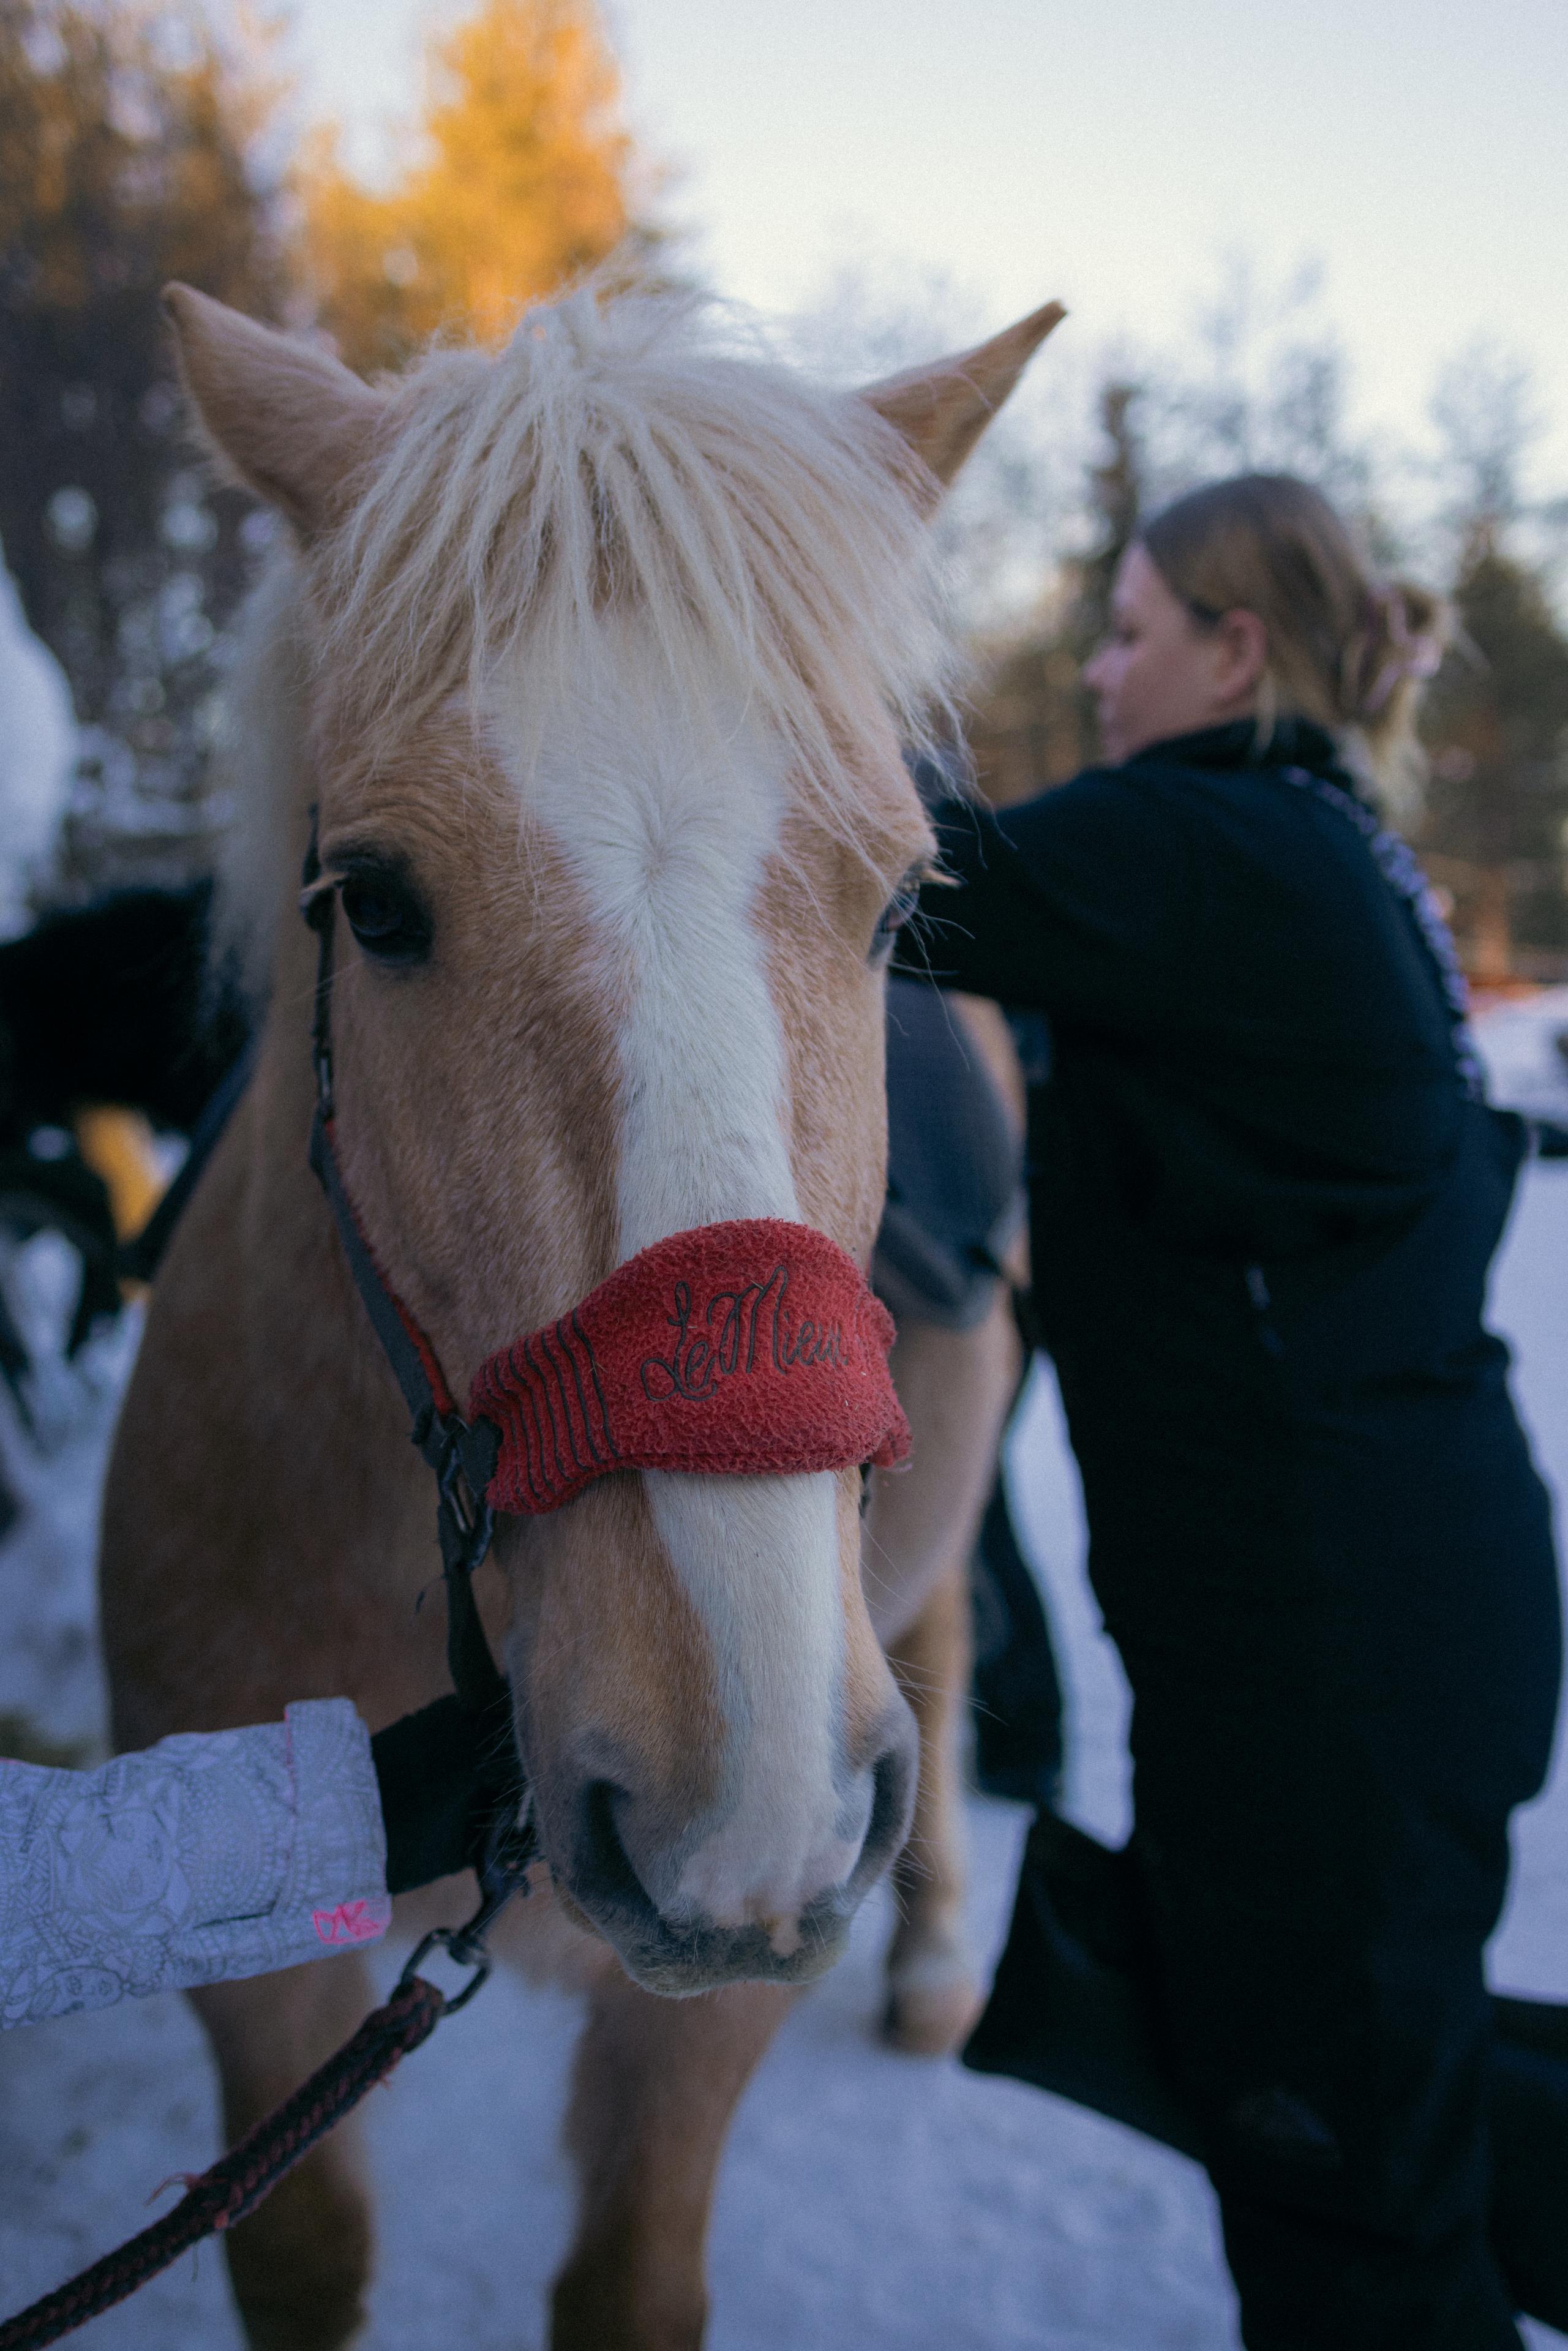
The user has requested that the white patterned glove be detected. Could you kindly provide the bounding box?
[0,1699,390,2028]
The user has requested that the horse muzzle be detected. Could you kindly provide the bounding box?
[550,1698,919,1993]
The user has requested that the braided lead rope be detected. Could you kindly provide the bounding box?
[0,1976,445,2351]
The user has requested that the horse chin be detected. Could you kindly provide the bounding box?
[565,1892,855,1996]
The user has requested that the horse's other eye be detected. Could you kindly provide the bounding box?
[871,876,921,964]
[339,868,432,965]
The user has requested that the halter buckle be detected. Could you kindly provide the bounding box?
[396,1795,536,2015]
[397,1924,495,2015]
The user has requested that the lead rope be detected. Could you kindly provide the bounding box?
[0,1976,445,2351]
[0,823,536,2348]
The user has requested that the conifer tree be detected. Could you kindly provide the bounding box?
[972,381,1145,806]
[1419,549,1568,978]
[1416,348,1568,978]
[296,0,643,377]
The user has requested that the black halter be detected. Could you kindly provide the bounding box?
[300,817,535,1932]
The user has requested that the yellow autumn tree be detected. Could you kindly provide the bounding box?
[296,0,640,376]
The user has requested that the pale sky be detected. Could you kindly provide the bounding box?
[280,0,1568,487]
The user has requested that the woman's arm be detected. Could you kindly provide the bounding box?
[895,779,1191,1024]
[1,1700,390,2029]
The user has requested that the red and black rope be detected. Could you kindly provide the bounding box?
[0,1975,445,2351]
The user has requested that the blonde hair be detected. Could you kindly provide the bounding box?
[216,281,958,992]
[320,282,954,808]
[1139,474,1446,806]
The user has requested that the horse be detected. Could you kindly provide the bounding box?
[99,274,1060,2349]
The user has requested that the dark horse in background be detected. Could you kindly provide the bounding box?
[0,886,244,1519]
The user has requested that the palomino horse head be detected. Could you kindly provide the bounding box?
[164,280,1060,1992]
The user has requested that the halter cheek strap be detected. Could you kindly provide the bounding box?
[302,827,529,1918]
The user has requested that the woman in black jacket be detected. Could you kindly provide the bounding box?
[901,476,1562,2348]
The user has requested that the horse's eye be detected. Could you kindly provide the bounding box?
[871,879,920,963]
[340,867,432,965]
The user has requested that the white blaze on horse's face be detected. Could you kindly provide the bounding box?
[493,633,874,1941]
[508,636,798,1252]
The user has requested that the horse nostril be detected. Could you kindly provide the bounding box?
[857,1729,918,1886]
[577,1779,650,1914]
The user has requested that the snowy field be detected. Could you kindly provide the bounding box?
[2,1147,1566,2345]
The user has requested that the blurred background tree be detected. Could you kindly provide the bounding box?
[1417,550,1568,982]
[1,0,1564,981]
[0,0,285,890]
[0,0,655,909]
[1411,350,1568,981]
[969,380,1144,804]
[294,0,645,377]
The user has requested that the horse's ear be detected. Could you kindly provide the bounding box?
[162,283,387,538]
[861,300,1066,506]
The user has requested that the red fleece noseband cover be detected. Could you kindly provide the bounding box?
[470,1219,910,1515]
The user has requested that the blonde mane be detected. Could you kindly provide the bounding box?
[219,283,955,991]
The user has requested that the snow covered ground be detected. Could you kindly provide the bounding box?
[0,534,75,942]
[1475,989,1568,1130]
[1,1144,1566,2345]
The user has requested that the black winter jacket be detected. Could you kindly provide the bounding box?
[897,721,1558,1772]
[898,720,1526,1417]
